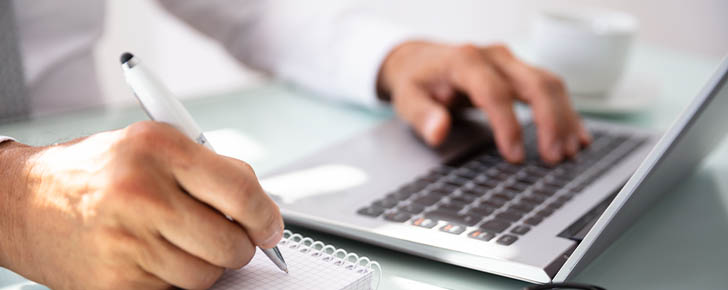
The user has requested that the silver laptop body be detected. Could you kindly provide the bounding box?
[262,57,728,283]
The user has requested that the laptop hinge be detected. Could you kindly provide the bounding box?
[558,191,619,242]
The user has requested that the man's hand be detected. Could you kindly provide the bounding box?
[0,121,283,289]
[378,41,592,164]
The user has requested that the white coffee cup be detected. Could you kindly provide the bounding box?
[531,7,638,97]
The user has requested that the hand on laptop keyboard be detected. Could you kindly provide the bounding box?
[358,126,646,246]
[377,41,592,164]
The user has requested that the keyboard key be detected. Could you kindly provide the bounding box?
[468,206,495,217]
[437,203,464,214]
[461,187,487,197]
[387,190,414,201]
[509,202,534,213]
[473,177,500,189]
[533,184,560,196]
[418,173,440,183]
[451,194,477,204]
[464,161,489,172]
[468,230,495,241]
[524,166,549,177]
[547,200,565,209]
[411,217,438,229]
[454,168,479,179]
[496,210,523,222]
[398,203,425,214]
[552,169,578,181]
[570,184,586,193]
[496,234,519,245]
[440,223,467,235]
[521,195,546,205]
[557,194,574,202]
[536,208,554,218]
[516,174,540,185]
[384,212,412,223]
[480,219,512,233]
[483,196,508,207]
[524,216,543,226]
[412,194,440,206]
[372,198,398,209]
[444,176,469,187]
[493,189,519,200]
[486,169,511,181]
[506,181,530,192]
[496,163,521,174]
[511,225,531,235]
[431,184,459,195]
[477,154,500,165]
[404,180,429,192]
[357,206,385,217]
[425,210,482,226]
[544,178,569,188]
[446,199,470,208]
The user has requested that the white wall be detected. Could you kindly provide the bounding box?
[94,0,728,107]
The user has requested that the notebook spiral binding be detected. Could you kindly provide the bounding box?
[280,230,382,289]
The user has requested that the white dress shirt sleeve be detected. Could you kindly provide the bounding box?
[156,0,415,107]
[0,136,15,145]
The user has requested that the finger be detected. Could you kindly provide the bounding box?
[448,45,524,162]
[156,185,256,269]
[137,235,224,290]
[392,83,451,146]
[481,45,580,163]
[127,270,170,289]
[576,118,593,146]
[170,152,285,249]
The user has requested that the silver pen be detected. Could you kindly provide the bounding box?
[120,52,288,273]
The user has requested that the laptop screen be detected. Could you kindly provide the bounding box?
[554,56,728,281]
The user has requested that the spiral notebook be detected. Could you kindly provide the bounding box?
[211,231,381,290]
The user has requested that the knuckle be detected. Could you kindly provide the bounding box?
[121,121,186,155]
[455,43,482,60]
[124,121,169,141]
[236,247,256,268]
[479,87,511,108]
[487,43,513,56]
[236,159,257,178]
[227,233,255,269]
[535,72,566,96]
[105,174,171,218]
[229,177,256,212]
[193,267,224,289]
[227,159,261,208]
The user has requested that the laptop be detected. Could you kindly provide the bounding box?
[260,57,728,284]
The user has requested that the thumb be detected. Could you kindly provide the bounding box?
[392,84,451,146]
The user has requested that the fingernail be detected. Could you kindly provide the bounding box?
[260,227,283,249]
[510,143,525,162]
[549,141,563,162]
[566,136,579,156]
[423,112,443,144]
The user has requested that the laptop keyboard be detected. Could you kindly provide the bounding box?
[356,124,647,246]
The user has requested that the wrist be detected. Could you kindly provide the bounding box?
[376,40,428,102]
[377,41,410,102]
[0,141,37,268]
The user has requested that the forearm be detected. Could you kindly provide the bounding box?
[157,0,415,107]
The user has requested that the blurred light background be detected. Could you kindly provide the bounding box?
[96,0,728,106]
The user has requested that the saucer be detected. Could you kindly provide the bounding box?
[570,74,659,115]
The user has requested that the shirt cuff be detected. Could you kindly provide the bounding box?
[331,15,419,108]
[0,136,16,147]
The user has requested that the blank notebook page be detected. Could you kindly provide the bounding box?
[211,238,374,290]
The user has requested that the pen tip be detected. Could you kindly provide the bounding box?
[120,52,134,64]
